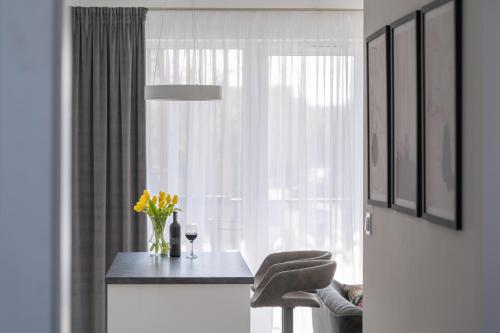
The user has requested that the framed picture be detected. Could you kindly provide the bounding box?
[367,26,391,207]
[390,11,422,216]
[422,0,462,229]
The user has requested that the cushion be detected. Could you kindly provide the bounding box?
[342,284,363,307]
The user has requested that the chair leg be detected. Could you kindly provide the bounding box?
[282,307,294,333]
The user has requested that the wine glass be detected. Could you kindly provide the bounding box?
[185,224,198,259]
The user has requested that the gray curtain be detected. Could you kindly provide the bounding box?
[71,7,148,333]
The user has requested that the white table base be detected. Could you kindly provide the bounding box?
[107,284,251,333]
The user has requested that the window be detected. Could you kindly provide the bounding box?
[145,10,363,333]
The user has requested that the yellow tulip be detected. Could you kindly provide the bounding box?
[143,190,150,199]
[159,191,165,201]
[134,204,144,212]
[152,196,157,204]
[159,199,165,208]
[166,194,172,204]
[172,195,179,205]
[139,196,147,205]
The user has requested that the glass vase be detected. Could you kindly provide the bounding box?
[148,216,170,256]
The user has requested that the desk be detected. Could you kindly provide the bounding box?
[106,252,254,333]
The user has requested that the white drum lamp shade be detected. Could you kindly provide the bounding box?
[145,0,222,102]
[145,84,222,101]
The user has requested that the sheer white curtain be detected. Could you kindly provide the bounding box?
[146,10,363,332]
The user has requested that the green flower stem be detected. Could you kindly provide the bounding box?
[150,216,170,255]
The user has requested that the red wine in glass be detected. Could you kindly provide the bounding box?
[185,233,197,242]
[185,224,198,259]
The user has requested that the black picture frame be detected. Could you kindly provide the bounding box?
[421,0,462,230]
[366,26,391,208]
[390,11,422,217]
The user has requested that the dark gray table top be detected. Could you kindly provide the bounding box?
[106,252,254,284]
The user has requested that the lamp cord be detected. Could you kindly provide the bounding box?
[191,0,199,84]
[152,10,164,85]
[152,0,199,86]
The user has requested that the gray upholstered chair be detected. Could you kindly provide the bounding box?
[251,254,336,333]
[251,250,332,292]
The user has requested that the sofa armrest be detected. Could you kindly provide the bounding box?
[317,285,362,317]
[312,283,362,333]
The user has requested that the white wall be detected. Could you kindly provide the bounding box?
[68,0,363,10]
[59,0,73,331]
[0,0,66,332]
[481,1,500,332]
[364,0,484,333]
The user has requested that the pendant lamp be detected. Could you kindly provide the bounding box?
[145,0,222,101]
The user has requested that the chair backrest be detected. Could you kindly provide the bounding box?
[269,250,332,263]
[254,250,332,282]
[251,260,337,308]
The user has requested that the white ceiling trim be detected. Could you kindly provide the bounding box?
[68,0,363,10]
